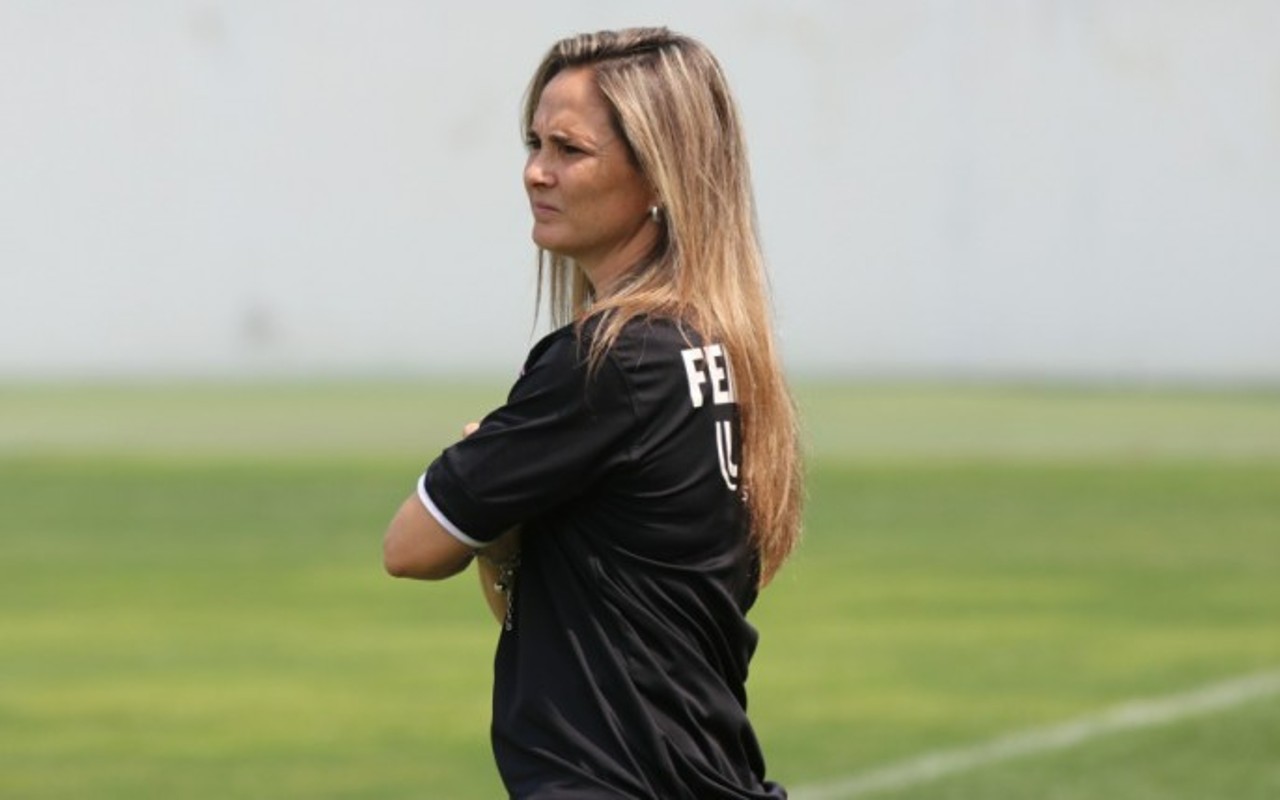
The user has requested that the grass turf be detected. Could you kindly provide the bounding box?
[2,383,1278,797]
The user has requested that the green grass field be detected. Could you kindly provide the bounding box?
[3,382,1279,798]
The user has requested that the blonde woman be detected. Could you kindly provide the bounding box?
[384,27,802,799]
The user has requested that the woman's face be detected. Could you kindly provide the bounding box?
[524,67,657,291]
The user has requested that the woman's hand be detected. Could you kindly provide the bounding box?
[477,528,521,627]
[462,421,523,627]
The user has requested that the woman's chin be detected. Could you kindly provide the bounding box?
[532,230,571,257]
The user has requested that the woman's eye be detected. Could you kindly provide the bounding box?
[524,136,541,151]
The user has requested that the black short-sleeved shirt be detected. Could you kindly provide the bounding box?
[420,315,785,800]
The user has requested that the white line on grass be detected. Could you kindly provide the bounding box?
[789,669,1280,800]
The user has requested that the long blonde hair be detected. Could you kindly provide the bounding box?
[523,27,803,586]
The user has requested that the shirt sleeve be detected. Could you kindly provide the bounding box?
[419,328,639,546]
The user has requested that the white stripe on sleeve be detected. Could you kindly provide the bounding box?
[417,474,487,549]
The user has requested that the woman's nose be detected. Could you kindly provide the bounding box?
[524,152,552,189]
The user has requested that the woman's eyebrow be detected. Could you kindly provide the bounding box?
[528,122,607,152]
[550,130,604,152]
[546,131,591,148]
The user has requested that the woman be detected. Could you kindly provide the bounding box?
[384,27,803,799]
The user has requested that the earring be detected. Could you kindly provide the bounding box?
[648,205,661,222]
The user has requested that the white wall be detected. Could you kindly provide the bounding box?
[2,1,1277,380]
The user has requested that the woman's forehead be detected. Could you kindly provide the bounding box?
[531,68,614,135]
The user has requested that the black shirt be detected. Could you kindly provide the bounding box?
[421,316,785,799]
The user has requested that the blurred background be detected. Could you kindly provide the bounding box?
[3,0,1278,382]
[3,3,1279,799]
